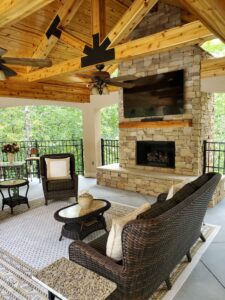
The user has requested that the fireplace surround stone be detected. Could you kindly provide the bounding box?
[96,2,222,206]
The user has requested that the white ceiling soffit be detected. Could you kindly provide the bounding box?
[201,76,225,93]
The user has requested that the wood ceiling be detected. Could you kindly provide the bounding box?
[0,0,224,103]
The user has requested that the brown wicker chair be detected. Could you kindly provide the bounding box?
[69,173,221,300]
[40,153,78,205]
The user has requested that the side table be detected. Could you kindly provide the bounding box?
[32,257,116,300]
[0,179,30,214]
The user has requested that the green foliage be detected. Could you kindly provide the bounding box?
[0,104,119,142]
[201,38,225,57]
[0,106,83,141]
[214,94,225,141]
[100,104,119,139]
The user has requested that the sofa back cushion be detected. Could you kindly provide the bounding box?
[139,173,214,220]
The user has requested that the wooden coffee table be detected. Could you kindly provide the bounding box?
[32,257,116,300]
[54,199,111,241]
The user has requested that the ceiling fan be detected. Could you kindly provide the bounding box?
[0,47,52,80]
[75,64,138,95]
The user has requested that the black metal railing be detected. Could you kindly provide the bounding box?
[0,139,84,175]
[101,139,119,165]
[203,140,225,174]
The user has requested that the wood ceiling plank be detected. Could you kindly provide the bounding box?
[0,0,55,28]
[60,30,89,54]
[26,21,214,82]
[107,0,159,47]
[182,0,225,43]
[91,0,106,41]
[201,57,225,78]
[0,80,90,102]
[29,0,84,62]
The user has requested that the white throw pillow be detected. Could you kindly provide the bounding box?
[45,157,71,180]
[166,179,191,200]
[106,203,151,261]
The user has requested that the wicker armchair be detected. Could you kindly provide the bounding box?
[69,173,221,300]
[40,153,78,205]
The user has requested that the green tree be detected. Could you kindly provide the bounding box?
[0,105,83,141]
[214,93,225,141]
[100,104,119,139]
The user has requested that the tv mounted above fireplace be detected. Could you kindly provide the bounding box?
[123,70,184,118]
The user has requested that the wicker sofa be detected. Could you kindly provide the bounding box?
[69,172,221,300]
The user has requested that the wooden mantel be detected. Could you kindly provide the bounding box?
[119,120,192,129]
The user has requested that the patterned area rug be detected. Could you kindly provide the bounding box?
[0,199,220,300]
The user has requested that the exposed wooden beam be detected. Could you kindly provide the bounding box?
[0,0,55,28]
[107,0,159,47]
[182,0,225,43]
[29,0,84,62]
[119,120,192,129]
[60,30,88,54]
[26,21,214,82]
[106,64,119,75]
[0,80,90,103]
[91,0,106,41]
[201,57,225,78]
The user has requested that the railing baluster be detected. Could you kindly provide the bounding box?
[0,139,85,176]
[101,139,119,166]
[203,140,225,175]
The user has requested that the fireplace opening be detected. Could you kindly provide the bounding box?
[136,141,175,168]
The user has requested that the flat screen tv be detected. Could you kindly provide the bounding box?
[123,70,184,118]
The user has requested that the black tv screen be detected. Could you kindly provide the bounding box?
[123,70,184,118]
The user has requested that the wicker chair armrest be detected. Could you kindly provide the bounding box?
[157,193,168,203]
[71,172,78,180]
[69,240,122,281]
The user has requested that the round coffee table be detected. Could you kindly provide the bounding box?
[0,179,30,214]
[54,199,111,241]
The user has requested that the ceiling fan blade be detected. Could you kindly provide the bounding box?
[74,73,93,79]
[0,47,7,56]
[113,75,138,81]
[1,57,52,67]
[0,64,17,77]
[106,79,135,89]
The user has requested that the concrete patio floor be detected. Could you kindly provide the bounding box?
[1,176,225,300]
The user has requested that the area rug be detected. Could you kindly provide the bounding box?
[0,199,220,300]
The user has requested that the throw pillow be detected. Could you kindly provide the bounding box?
[166,179,191,200]
[45,157,71,180]
[106,202,151,261]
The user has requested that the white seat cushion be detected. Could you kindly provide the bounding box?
[45,157,71,180]
[106,203,151,261]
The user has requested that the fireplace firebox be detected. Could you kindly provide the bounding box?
[136,141,175,168]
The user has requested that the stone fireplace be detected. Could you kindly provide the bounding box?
[97,2,217,203]
[136,141,175,168]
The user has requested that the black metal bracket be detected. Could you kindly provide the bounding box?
[46,15,62,39]
[81,33,115,67]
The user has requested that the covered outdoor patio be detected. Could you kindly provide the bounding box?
[0,0,225,299]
